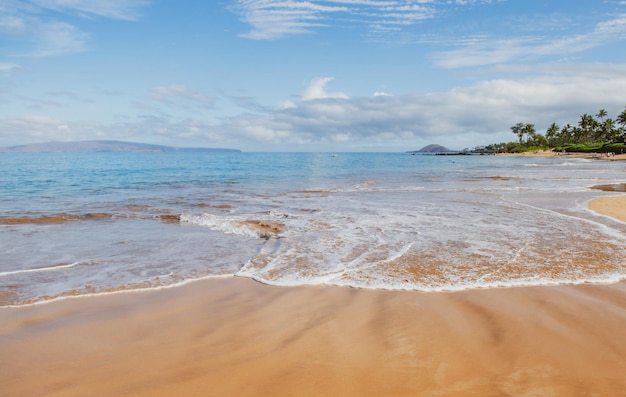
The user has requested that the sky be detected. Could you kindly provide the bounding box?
[1,0,626,152]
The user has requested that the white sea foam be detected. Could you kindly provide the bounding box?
[0,261,88,277]
[0,273,236,309]
[180,213,279,239]
[3,152,626,307]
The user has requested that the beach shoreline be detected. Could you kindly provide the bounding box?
[495,149,626,160]
[2,170,626,396]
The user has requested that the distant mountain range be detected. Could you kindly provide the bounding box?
[0,140,241,153]
[407,144,455,153]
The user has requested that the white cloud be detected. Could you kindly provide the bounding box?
[0,115,71,143]
[278,100,297,110]
[433,13,626,68]
[149,84,215,107]
[31,22,89,56]
[302,77,348,101]
[491,62,626,78]
[233,0,436,40]
[29,0,150,21]
[0,14,26,33]
[234,0,345,40]
[3,67,626,151]
[210,68,626,149]
[0,62,20,72]
[0,0,149,59]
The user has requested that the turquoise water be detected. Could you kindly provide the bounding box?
[1,152,625,306]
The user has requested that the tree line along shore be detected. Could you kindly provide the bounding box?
[474,107,626,155]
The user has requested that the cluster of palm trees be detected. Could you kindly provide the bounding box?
[512,108,626,148]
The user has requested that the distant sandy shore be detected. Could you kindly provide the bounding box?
[496,150,626,160]
[2,189,626,396]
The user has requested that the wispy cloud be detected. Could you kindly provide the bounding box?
[0,62,20,72]
[32,22,89,57]
[433,13,626,68]
[233,0,346,39]
[0,0,150,59]
[0,115,72,143]
[149,84,217,109]
[233,0,435,40]
[29,0,150,21]
[0,14,27,34]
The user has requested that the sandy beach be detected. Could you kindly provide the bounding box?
[2,191,626,396]
[2,276,626,396]
[589,196,626,223]
[496,150,626,160]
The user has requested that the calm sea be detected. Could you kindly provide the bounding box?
[1,152,625,306]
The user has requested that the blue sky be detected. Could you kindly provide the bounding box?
[1,0,625,151]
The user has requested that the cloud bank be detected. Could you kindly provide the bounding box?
[3,68,626,151]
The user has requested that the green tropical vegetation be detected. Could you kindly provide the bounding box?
[475,107,626,154]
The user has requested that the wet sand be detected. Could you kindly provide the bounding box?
[590,196,626,223]
[2,198,626,396]
[2,276,626,396]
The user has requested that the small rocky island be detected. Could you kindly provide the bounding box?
[407,144,467,155]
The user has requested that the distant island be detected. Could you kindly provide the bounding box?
[0,140,241,153]
[407,144,456,154]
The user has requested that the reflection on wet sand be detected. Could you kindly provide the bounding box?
[591,183,626,192]
[0,213,114,224]
[0,213,185,225]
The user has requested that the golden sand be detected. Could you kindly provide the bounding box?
[496,150,626,160]
[589,196,626,223]
[2,277,626,396]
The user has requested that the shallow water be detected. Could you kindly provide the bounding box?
[1,152,625,306]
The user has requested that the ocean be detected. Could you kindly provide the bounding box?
[1,152,625,306]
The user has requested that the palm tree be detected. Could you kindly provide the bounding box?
[617,108,626,129]
[561,124,575,144]
[523,123,536,146]
[602,119,618,142]
[596,109,608,123]
[546,123,560,146]
[578,114,597,143]
[617,108,626,142]
[511,122,526,144]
